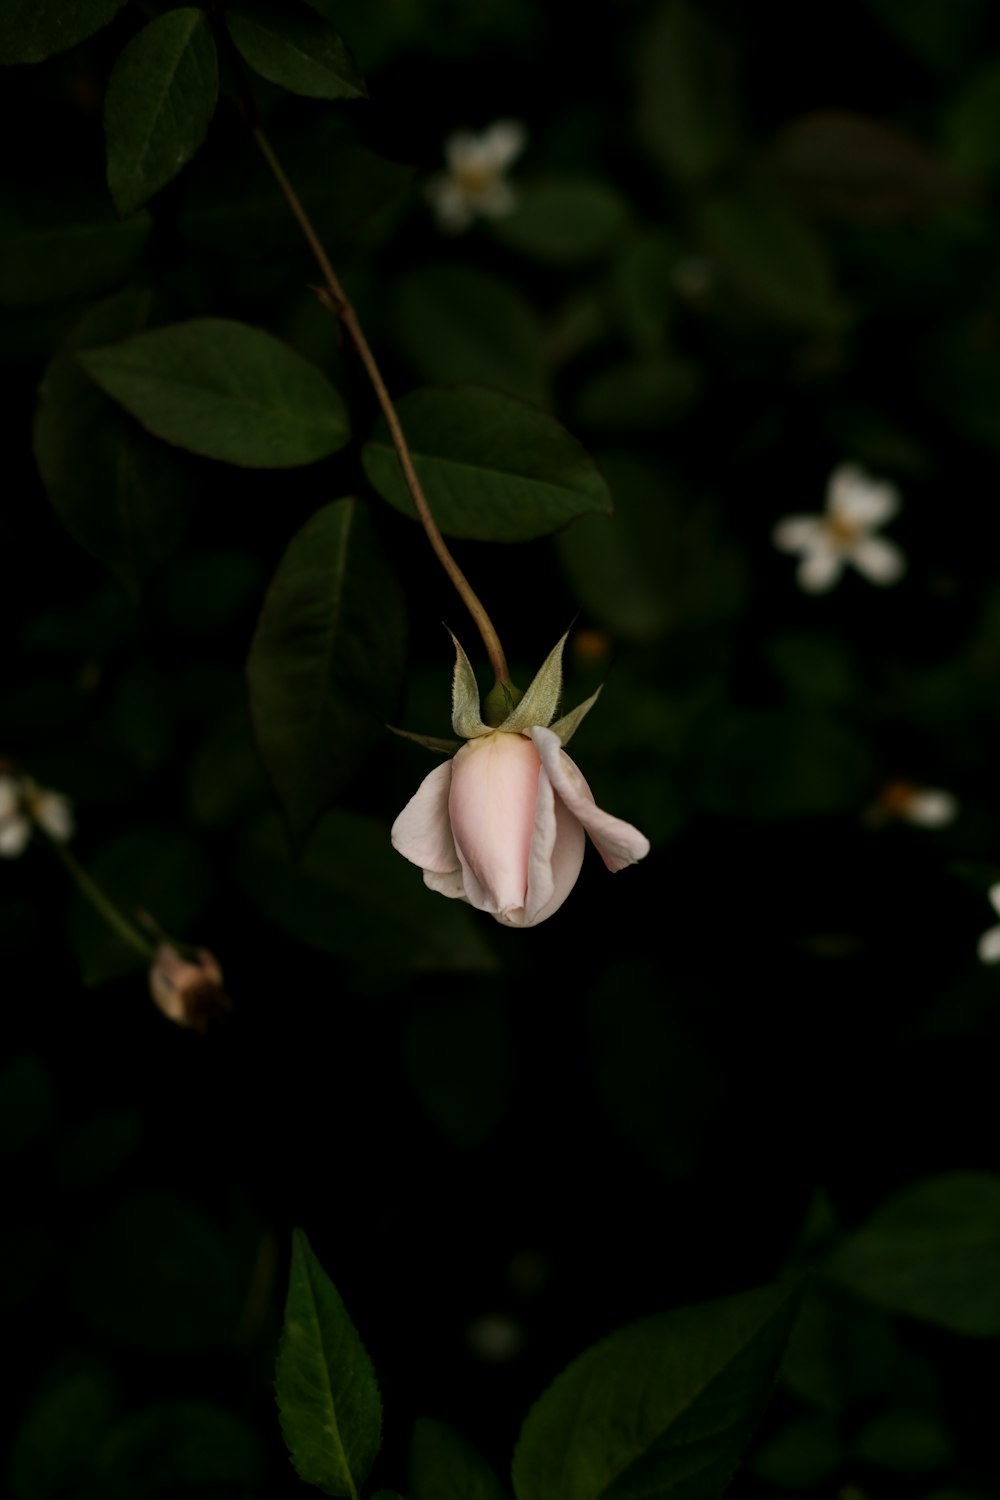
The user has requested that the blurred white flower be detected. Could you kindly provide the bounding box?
[867,779,958,829]
[0,773,73,857]
[773,464,906,593]
[426,120,527,233]
[978,882,1000,963]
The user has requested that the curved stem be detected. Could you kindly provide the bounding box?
[250,127,511,686]
[49,840,156,960]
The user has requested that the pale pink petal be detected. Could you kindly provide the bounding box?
[424,867,468,901]
[797,546,843,593]
[391,760,458,874]
[522,766,585,926]
[448,732,540,920]
[773,515,824,553]
[902,789,957,828]
[0,814,30,858]
[978,923,1000,963]
[851,534,905,586]
[828,464,900,527]
[529,726,649,873]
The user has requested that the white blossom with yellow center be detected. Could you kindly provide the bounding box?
[0,773,74,857]
[426,120,527,233]
[773,463,906,593]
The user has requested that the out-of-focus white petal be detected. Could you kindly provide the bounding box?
[0,814,30,858]
[902,789,958,828]
[426,175,474,232]
[391,761,458,873]
[978,923,1000,963]
[851,534,906,586]
[988,881,1000,918]
[449,733,540,920]
[477,180,517,220]
[480,119,527,171]
[443,129,482,172]
[522,761,585,927]
[423,867,468,901]
[773,516,824,553]
[797,546,843,593]
[33,790,74,842]
[828,464,900,527]
[0,776,19,820]
[530,726,649,872]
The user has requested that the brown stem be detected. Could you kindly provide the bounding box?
[250,126,511,686]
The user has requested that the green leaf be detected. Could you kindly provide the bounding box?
[610,231,679,355]
[574,356,702,433]
[511,1275,803,1500]
[749,1417,842,1492]
[72,1193,243,1351]
[490,179,629,264]
[0,0,129,64]
[34,291,193,596]
[852,1408,952,1472]
[0,192,149,308]
[226,0,366,100]
[246,499,407,846]
[410,1417,507,1500]
[79,318,351,467]
[825,1171,1000,1336]
[944,62,1000,178]
[8,1366,117,1500]
[402,1002,513,1151]
[104,9,219,217]
[867,0,988,71]
[698,709,874,820]
[636,1,740,183]
[362,386,611,542]
[276,1228,382,1498]
[93,1401,264,1494]
[236,809,498,979]
[392,264,548,405]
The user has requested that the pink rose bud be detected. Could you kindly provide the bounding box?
[392,726,649,928]
[148,943,232,1033]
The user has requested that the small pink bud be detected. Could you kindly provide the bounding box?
[148,943,231,1033]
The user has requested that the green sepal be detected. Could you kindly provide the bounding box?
[549,685,602,746]
[482,678,524,727]
[497,631,568,733]
[449,632,490,738]
[387,725,461,755]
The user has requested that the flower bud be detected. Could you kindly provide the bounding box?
[148,943,231,1033]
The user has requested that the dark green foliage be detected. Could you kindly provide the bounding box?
[226,0,366,100]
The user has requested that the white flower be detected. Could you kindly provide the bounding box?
[426,120,527,233]
[868,779,958,829]
[0,773,74,858]
[978,883,1000,963]
[773,463,906,593]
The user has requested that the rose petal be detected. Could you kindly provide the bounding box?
[529,726,649,872]
[449,732,540,919]
[523,765,585,926]
[424,867,468,901]
[391,760,458,873]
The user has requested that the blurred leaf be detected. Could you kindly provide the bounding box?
[574,355,702,432]
[698,710,874,819]
[363,386,611,541]
[0,1055,52,1156]
[8,1365,117,1500]
[402,995,513,1149]
[0,1227,56,1315]
[636,0,739,183]
[0,0,128,64]
[188,704,270,828]
[0,192,149,308]
[72,1193,243,1351]
[227,0,366,99]
[589,963,722,1182]
[780,1280,897,1415]
[749,1416,842,1492]
[236,808,498,978]
[866,0,988,71]
[922,307,1000,452]
[695,185,843,327]
[826,1171,1000,1335]
[57,1111,143,1192]
[34,290,193,596]
[852,1408,952,1471]
[767,634,858,709]
[410,1417,506,1500]
[68,825,212,986]
[177,124,412,257]
[276,1227,382,1497]
[247,498,407,845]
[490,179,629,265]
[79,317,351,467]
[944,61,1000,179]
[556,452,745,641]
[393,263,548,404]
[93,1401,263,1496]
[103,663,176,774]
[156,547,266,634]
[511,1276,803,1500]
[610,231,679,355]
[104,9,219,217]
